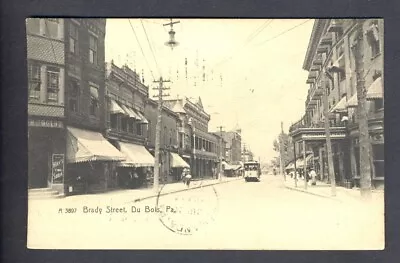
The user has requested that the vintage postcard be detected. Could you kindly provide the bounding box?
[27,18,384,250]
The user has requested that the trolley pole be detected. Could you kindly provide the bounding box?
[153,77,170,191]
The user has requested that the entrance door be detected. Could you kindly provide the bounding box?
[28,137,49,188]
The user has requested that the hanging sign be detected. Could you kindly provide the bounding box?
[52,154,64,184]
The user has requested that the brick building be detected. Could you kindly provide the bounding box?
[289,19,384,189]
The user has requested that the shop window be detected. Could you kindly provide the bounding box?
[69,79,80,112]
[89,34,98,65]
[26,18,40,34]
[375,99,384,111]
[44,18,59,39]
[69,22,79,55]
[46,66,60,102]
[110,113,117,129]
[89,85,99,116]
[137,123,142,136]
[366,21,380,58]
[372,144,384,178]
[121,117,128,132]
[28,62,41,100]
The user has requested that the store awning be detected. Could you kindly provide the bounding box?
[330,96,347,113]
[222,161,234,170]
[66,127,125,163]
[296,155,313,168]
[117,141,154,167]
[231,164,242,171]
[285,162,295,170]
[170,152,190,168]
[120,104,141,120]
[366,77,383,100]
[133,109,149,124]
[347,93,358,108]
[110,100,126,115]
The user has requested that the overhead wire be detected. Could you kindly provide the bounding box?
[140,19,162,77]
[128,19,156,81]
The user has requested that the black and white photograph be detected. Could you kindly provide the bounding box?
[26,18,384,250]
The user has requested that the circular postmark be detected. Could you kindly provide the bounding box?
[156,181,219,235]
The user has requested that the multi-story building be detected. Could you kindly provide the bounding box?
[145,98,187,183]
[63,19,125,194]
[165,97,219,178]
[104,61,154,188]
[27,18,66,193]
[289,19,384,189]
[218,130,242,165]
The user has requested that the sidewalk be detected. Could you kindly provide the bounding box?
[283,177,384,204]
[55,176,242,203]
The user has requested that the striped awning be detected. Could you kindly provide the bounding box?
[347,93,358,108]
[117,141,154,167]
[366,77,383,100]
[329,96,347,113]
[120,104,141,120]
[170,152,190,168]
[133,109,149,124]
[66,127,125,163]
[110,100,126,115]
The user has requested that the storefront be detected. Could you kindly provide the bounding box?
[114,141,154,188]
[170,152,190,181]
[65,126,125,194]
[28,121,65,192]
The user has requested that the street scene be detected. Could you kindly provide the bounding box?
[27,18,384,249]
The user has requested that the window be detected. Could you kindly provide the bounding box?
[69,79,80,112]
[44,18,59,38]
[169,129,173,145]
[147,121,151,140]
[28,62,41,99]
[366,21,380,58]
[121,117,128,132]
[46,66,60,102]
[137,123,142,136]
[69,23,79,54]
[110,114,118,129]
[89,85,99,116]
[372,144,384,178]
[375,98,384,111]
[89,35,98,65]
[26,18,40,34]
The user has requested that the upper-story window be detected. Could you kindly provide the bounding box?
[46,66,60,102]
[44,18,59,39]
[89,85,99,116]
[28,62,41,100]
[69,79,80,112]
[366,21,381,58]
[89,34,98,65]
[26,18,40,35]
[69,23,79,54]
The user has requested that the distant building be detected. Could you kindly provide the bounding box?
[217,130,242,165]
[165,97,219,178]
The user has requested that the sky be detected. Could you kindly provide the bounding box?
[105,19,314,163]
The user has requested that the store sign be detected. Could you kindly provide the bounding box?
[28,119,64,128]
[52,154,64,184]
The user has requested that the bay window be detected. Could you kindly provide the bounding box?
[28,62,41,100]
[46,66,60,102]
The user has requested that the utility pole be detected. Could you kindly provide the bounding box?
[279,121,285,181]
[352,19,372,199]
[217,126,224,181]
[153,77,170,191]
[322,69,336,196]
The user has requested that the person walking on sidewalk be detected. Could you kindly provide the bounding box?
[184,169,192,188]
[309,168,317,186]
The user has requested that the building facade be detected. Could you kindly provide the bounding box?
[289,19,384,189]
[145,98,183,183]
[27,18,66,193]
[219,130,242,165]
[104,61,154,189]
[63,19,125,194]
[165,97,219,179]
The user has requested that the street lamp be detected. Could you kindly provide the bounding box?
[164,19,180,50]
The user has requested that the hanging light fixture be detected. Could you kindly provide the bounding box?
[164,19,180,50]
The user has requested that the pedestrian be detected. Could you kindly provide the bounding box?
[309,168,317,186]
[184,171,192,188]
[181,169,186,185]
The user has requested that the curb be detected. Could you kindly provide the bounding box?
[283,185,342,202]
[131,177,242,203]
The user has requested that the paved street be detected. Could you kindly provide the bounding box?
[28,174,384,250]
